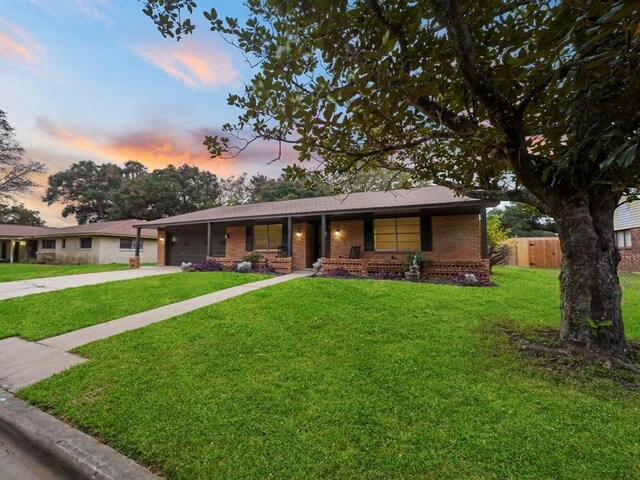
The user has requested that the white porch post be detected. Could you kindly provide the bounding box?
[9,240,15,263]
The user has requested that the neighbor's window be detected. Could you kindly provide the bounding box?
[80,237,92,249]
[616,230,633,248]
[374,217,421,251]
[61,239,66,249]
[254,224,282,251]
[42,239,56,249]
[119,238,143,250]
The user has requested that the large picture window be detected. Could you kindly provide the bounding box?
[374,217,421,251]
[616,230,632,248]
[253,224,282,251]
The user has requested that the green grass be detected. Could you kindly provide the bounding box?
[20,268,640,479]
[0,272,269,340]
[0,263,129,283]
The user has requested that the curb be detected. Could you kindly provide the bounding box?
[0,391,161,480]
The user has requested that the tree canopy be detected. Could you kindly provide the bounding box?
[0,109,45,199]
[489,203,558,238]
[140,1,640,354]
[44,160,221,223]
[0,202,45,226]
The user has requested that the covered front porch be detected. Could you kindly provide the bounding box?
[143,203,491,278]
[0,238,38,263]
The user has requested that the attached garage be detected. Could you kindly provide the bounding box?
[166,224,226,266]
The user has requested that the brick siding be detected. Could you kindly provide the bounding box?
[157,229,166,266]
[225,226,246,259]
[327,214,481,261]
[292,222,313,269]
[618,227,640,272]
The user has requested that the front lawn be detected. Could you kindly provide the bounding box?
[0,272,270,340]
[20,268,640,479]
[0,263,129,283]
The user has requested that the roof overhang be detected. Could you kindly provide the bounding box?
[137,200,499,229]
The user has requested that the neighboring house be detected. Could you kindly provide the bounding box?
[136,186,498,276]
[614,199,640,272]
[0,219,157,264]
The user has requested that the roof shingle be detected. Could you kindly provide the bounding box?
[139,186,495,227]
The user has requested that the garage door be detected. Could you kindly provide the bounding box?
[168,227,207,266]
[167,225,227,266]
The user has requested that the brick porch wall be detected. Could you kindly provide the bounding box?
[157,229,167,266]
[619,227,640,272]
[328,214,481,261]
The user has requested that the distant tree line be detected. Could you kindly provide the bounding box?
[43,160,425,224]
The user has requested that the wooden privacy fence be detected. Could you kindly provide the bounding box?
[505,237,562,269]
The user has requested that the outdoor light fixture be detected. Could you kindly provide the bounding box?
[225,233,230,239]
[334,228,341,236]
[296,230,302,237]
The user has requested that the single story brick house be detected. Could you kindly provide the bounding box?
[135,186,498,277]
[0,219,157,264]
[614,199,640,272]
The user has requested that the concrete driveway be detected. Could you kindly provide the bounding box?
[0,266,180,301]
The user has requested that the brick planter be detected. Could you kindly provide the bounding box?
[319,257,489,279]
[128,256,141,269]
[206,257,292,274]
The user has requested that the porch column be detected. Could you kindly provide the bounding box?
[320,214,327,258]
[207,222,212,257]
[135,227,141,257]
[9,240,15,263]
[480,207,488,259]
[287,216,292,257]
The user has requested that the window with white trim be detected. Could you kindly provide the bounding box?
[374,217,421,251]
[254,224,282,251]
[616,230,633,248]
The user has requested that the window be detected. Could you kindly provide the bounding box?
[374,217,421,251]
[80,237,92,249]
[42,239,56,249]
[62,239,66,249]
[254,224,282,251]
[119,238,143,250]
[616,230,633,248]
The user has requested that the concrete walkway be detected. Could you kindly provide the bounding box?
[0,266,180,301]
[0,272,310,392]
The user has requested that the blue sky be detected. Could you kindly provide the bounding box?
[0,0,293,225]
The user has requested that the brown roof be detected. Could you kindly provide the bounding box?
[140,186,496,227]
[0,224,52,238]
[0,219,157,239]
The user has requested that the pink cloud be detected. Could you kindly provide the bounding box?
[35,118,295,177]
[133,40,240,89]
[0,21,41,66]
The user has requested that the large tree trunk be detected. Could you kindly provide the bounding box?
[553,191,626,355]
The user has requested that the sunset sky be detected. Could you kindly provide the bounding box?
[0,0,296,225]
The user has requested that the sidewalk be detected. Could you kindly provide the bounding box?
[0,266,180,301]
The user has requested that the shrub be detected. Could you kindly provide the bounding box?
[402,250,428,271]
[181,262,195,272]
[236,261,252,273]
[374,271,403,280]
[453,272,492,286]
[255,263,277,274]
[224,263,238,272]
[243,251,263,266]
[324,267,353,278]
[193,258,224,272]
